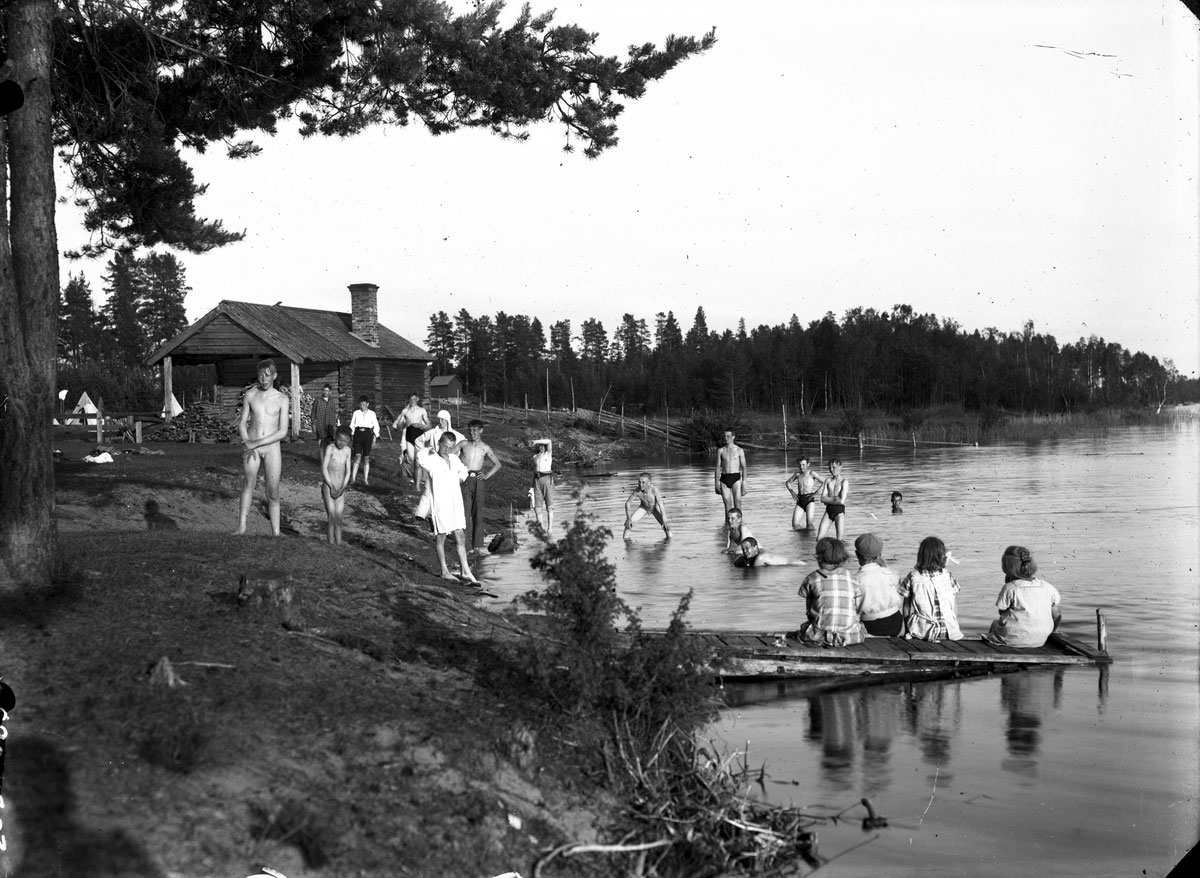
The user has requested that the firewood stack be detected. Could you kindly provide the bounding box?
[152,403,239,442]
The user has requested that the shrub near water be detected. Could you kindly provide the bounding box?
[514,508,821,876]
[516,509,717,742]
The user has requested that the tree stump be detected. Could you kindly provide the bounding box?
[238,569,303,629]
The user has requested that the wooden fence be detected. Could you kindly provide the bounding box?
[450,403,972,453]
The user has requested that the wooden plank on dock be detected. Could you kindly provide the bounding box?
[1047,633,1113,664]
[647,627,1108,681]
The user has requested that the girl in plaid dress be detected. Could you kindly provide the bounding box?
[899,536,964,641]
[796,537,865,646]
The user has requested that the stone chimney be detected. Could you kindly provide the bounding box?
[348,283,379,346]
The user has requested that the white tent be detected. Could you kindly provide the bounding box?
[64,391,99,426]
[161,392,184,418]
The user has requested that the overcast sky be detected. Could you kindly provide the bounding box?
[59,0,1200,376]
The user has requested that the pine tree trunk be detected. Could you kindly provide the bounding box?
[1,0,60,588]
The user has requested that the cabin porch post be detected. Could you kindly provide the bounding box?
[289,362,302,439]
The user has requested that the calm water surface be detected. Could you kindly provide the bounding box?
[474,421,1200,876]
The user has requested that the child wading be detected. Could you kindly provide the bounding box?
[624,472,671,539]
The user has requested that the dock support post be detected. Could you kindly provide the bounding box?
[1096,608,1108,653]
[819,431,823,459]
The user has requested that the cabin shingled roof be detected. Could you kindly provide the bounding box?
[146,300,430,365]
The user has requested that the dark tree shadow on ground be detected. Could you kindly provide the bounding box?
[6,738,163,877]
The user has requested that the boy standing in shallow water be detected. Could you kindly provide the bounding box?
[321,425,352,545]
[816,459,848,540]
[715,429,747,515]
[785,455,822,530]
[623,472,671,539]
[532,438,554,533]
[234,358,290,536]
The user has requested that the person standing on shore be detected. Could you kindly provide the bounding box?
[715,429,747,516]
[417,433,478,583]
[785,455,822,530]
[233,359,290,536]
[320,425,352,545]
[455,419,501,553]
[348,396,380,487]
[392,393,430,482]
[310,383,339,448]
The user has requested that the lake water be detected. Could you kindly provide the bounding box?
[473,420,1200,877]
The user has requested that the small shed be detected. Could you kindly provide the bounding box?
[145,283,430,437]
[430,374,464,405]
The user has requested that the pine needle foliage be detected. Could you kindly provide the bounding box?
[516,503,719,751]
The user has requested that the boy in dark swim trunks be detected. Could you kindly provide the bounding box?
[785,455,822,530]
[391,393,430,483]
[816,459,848,541]
[715,429,747,516]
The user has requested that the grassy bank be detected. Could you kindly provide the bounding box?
[3,420,820,878]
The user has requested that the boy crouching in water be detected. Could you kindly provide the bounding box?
[321,425,353,545]
[624,472,671,539]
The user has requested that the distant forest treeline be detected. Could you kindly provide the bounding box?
[427,305,1197,415]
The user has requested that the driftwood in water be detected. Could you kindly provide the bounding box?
[238,569,304,629]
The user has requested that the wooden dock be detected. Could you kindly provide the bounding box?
[684,630,1111,683]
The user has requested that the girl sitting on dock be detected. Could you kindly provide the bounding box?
[982,546,1062,648]
[899,536,964,641]
[795,537,865,646]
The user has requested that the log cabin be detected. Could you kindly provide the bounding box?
[145,283,430,437]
